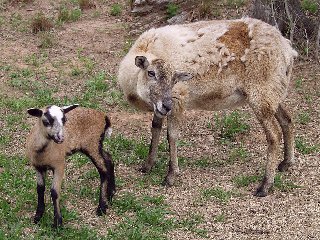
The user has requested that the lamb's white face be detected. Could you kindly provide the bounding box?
[42,106,66,144]
[28,104,79,144]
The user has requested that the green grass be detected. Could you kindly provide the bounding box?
[110,3,122,16]
[295,137,319,154]
[213,111,249,141]
[297,111,311,125]
[57,6,82,24]
[233,173,300,192]
[301,0,318,14]
[166,3,179,18]
[201,187,232,204]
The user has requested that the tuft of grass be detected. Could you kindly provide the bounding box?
[57,6,82,24]
[273,174,301,192]
[295,137,319,154]
[297,111,310,125]
[301,0,318,14]
[166,3,179,18]
[31,12,53,34]
[201,187,232,204]
[295,77,303,89]
[38,31,55,48]
[226,0,246,7]
[228,144,249,163]
[78,0,96,10]
[214,111,249,140]
[110,3,122,16]
[198,0,213,18]
[233,174,261,188]
[214,213,226,223]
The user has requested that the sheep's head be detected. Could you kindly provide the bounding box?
[27,104,79,144]
[135,56,192,118]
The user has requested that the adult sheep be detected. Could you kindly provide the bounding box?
[118,17,298,197]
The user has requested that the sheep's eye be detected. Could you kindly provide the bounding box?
[147,71,155,78]
[42,120,50,127]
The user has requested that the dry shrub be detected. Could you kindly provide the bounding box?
[31,12,53,34]
[78,0,96,10]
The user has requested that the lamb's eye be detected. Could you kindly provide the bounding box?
[42,120,50,127]
[147,71,155,77]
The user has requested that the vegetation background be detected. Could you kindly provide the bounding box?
[0,0,319,239]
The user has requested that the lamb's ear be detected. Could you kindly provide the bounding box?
[27,108,43,118]
[62,104,79,114]
[135,56,149,69]
[172,71,193,84]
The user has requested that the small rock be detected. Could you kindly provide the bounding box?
[167,11,189,24]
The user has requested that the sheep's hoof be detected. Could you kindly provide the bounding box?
[254,187,268,197]
[162,176,175,187]
[139,165,152,173]
[278,161,292,172]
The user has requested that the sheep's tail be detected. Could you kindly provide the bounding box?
[104,116,112,138]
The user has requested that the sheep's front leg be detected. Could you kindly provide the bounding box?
[51,166,64,228]
[140,114,163,173]
[34,167,46,224]
[163,114,180,186]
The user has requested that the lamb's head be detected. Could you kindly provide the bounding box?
[27,104,79,144]
[135,56,192,118]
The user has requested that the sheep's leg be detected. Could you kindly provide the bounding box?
[251,104,281,197]
[163,115,180,186]
[275,103,295,171]
[140,114,163,173]
[51,166,64,228]
[34,167,46,224]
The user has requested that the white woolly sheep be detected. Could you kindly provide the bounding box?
[26,105,115,228]
[118,17,298,197]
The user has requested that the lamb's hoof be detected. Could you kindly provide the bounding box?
[34,215,41,224]
[96,206,107,216]
[53,218,63,229]
[278,161,292,172]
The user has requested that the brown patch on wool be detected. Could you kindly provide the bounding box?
[218,22,250,57]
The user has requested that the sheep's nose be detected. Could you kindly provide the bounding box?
[162,101,172,112]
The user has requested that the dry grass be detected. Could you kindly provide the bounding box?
[31,12,53,34]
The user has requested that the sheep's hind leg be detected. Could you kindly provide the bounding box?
[251,103,282,197]
[34,167,46,224]
[140,114,163,173]
[275,103,295,171]
[51,166,64,228]
[163,114,180,186]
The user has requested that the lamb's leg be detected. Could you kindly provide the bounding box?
[51,166,64,228]
[92,150,116,216]
[34,167,46,224]
[163,114,180,186]
[251,103,282,197]
[275,103,295,171]
[140,114,163,173]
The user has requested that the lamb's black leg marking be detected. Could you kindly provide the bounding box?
[34,167,46,224]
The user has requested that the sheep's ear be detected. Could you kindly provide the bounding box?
[135,56,149,69]
[62,104,79,114]
[27,108,43,118]
[172,71,193,84]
